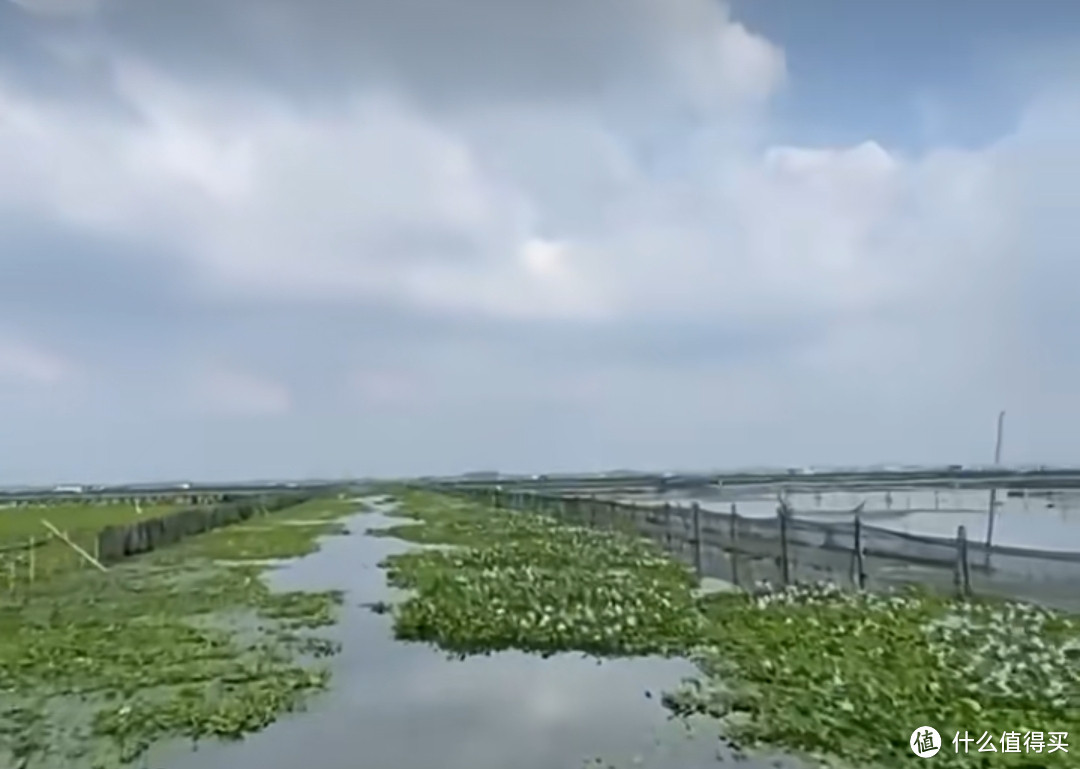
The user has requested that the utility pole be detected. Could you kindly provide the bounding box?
[984,410,1006,563]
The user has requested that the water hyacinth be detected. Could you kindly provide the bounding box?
[382,495,703,657]
[684,579,1080,767]
[924,601,1080,710]
[0,497,358,767]
[386,494,1080,768]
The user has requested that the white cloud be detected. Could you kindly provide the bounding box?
[668,9,787,107]
[0,1,789,324]
[1,0,1079,479]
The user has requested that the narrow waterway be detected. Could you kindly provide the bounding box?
[157,501,803,769]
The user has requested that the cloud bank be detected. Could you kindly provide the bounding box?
[1,0,1078,483]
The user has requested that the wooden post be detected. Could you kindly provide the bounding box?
[729,503,739,587]
[662,503,672,548]
[778,507,790,586]
[853,515,865,590]
[984,410,1006,566]
[40,519,108,573]
[955,525,970,598]
[28,537,35,584]
[691,502,703,579]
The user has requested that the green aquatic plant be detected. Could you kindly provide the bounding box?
[0,496,362,767]
[382,492,702,657]
[672,582,1080,768]
[382,491,1080,769]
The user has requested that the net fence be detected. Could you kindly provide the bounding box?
[446,486,1080,611]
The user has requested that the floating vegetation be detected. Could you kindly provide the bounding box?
[383,491,701,657]
[382,492,1080,769]
[675,582,1080,768]
[0,496,362,768]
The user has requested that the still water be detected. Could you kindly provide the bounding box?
[158,504,802,769]
[629,488,1080,552]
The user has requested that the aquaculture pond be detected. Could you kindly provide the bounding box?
[365,492,1080,769]
[4,490,1078,769]
[158,497,792,769]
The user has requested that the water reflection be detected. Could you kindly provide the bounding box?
[158,505,800,769]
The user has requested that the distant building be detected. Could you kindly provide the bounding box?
[53,484,84,494]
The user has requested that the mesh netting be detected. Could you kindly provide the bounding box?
[461,489,1080,611]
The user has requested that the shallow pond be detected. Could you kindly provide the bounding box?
[626,488,1080,551]
[156,504,802,769]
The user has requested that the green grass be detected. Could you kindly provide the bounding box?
[0,501,184,541]
[161,497,358,563]
[0,494,364,768]
[0,502,183,585]
[380,491,1080,768]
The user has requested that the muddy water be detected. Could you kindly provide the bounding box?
[157,503,802,769]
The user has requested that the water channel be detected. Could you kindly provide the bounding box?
[157,501,803,769]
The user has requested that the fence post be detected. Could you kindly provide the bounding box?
[853,515,865,590]
[589,496,597,527]
[41,520,108,573]
[729,503,739,587]
[691,502,703,579]
[662,503,672,549]
[954,525,970,598]
[984,488,998,569]
[28,537,35,584]
[778,508,790,586]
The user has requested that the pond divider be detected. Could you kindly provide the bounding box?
[437,485,1080,610]
[95,493,313,564]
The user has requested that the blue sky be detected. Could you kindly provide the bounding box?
[732,0,1080,149]
[1,0,1079,484]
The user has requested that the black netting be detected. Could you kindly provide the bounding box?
[451,488,1080,610]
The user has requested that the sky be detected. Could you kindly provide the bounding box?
[2,0,1080,484]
